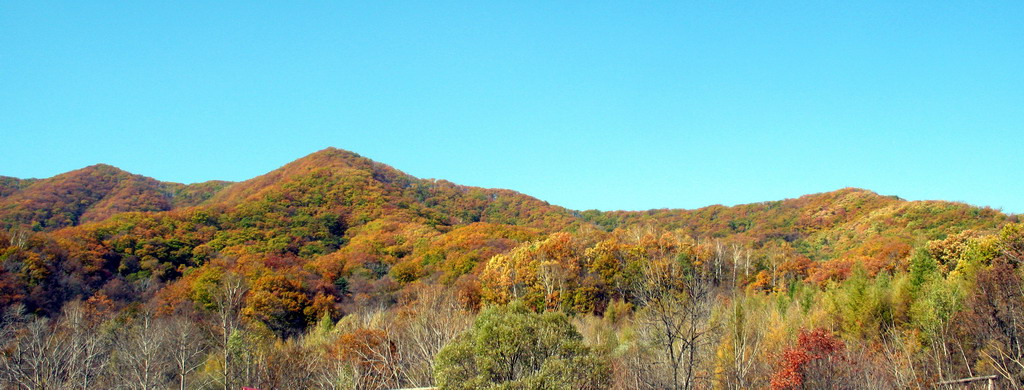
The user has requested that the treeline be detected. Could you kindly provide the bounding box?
[3,222,1023,389]
[0,283,470,390]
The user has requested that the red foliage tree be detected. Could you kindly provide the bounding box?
[771,328,847,390]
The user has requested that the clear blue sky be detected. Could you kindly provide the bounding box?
[2,2,1022,213]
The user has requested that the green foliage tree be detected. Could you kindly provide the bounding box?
[908,248,938,296]
[433,302,610,390]
[826,265,895,341]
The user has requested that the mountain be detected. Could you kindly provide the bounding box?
[205,147,575,229]
[0,147,1014,317]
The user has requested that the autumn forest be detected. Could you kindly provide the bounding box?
[1,147,1022,389]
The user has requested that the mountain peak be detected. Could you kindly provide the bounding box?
[290,147,373,170]
[206,147,412,206]
[302,147,361,161]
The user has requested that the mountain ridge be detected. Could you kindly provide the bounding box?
[1,148,1012,232]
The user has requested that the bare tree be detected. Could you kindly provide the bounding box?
[0,304,28,387]
[721,296,763,389]
[612,337,661,390]
[164,316,212,390]
[212,271,248,390]
[350,333,401,390]
[60,302,111,389]
[0,302,116,390]
[880,330,923,389]
[0,317,73,389]
[111,311,173,390]
[633,255,717,390]
[396,285,472,386]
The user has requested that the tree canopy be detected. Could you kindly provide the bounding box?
[434,301,610,390]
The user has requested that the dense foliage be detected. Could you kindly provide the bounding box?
[434,301,609,389]
[1,147,1021,389]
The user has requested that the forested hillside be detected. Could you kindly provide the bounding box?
[0,164,230,231]
[1,147,1020,389]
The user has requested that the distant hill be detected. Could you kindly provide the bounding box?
[0,165,230,231]
[583,187,1010,260]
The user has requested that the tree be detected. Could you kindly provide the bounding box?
[717,296,766,389]
[164,316,211,390]
[1000,223,1024,265]
[433,302,610,390]
[110,311,172,390]
[61,301,112,389]
[0,302,113,390]
[243,273,313,337]
[334,328,401,389]
[397,284,473,386]
[633,254,716,390]
[191,267,248,390]
[962,259,1024,386]
[0,316,70,389]
[770,328,848,390]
